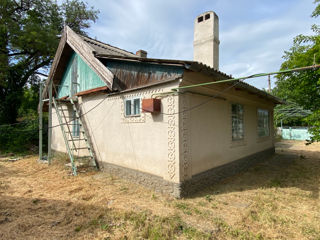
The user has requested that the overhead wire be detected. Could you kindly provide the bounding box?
[46,63,320,129]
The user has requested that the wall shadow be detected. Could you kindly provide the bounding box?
[0,195,116,240]
[188,151,320,199]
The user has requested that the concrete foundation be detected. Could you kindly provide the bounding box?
[100,147,274,198]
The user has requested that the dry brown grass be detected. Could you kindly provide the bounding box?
[0,140,319,239]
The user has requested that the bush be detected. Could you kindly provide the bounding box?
[0,116,48,154]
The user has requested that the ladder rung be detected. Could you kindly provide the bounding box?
[71,147,91,150]
[76,156,93,159]
[68,138,87,141]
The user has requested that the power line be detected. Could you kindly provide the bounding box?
[48,76,244,130]
[47,63,319,129]
[49,94,108,129]
[171,64,320,92]
[0,119,38,128]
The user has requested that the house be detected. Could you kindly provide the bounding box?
[43,11,281,197]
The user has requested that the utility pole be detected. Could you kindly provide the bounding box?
[268,75,271,92]
[39,83,43,161]
[48,80,53,164]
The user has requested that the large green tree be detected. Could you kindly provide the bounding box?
[273,0,320,143]
[0,0,99,124]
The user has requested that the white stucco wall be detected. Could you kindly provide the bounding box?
[52,81,181,183]
[181,73,275,177]
[52,72,276,184]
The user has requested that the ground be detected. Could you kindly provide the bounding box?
[0,140,319,240]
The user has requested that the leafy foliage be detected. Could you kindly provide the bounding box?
[274,102,312,126]
[0,0,99,124]
[305,110,320,144]
[273,0,320,143]
[0,117,44,153]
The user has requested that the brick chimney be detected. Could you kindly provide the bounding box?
[136,50,147,58]
[193,11,220,70]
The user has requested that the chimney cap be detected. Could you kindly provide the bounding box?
[195,11,218,23]
[136,50,147,58]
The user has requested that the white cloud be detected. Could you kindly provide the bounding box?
[86,0,316,89]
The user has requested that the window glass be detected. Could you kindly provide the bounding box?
[258,109,269,137]
[125,100,132,116]
[232,104,244,140]
[125,98,141,117]
[133,98,140,115]
[72,111,80,137]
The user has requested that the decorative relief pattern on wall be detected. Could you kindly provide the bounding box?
[167,95,176,179]
[180,94,191,181]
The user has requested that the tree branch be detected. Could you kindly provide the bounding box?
[35,71,48,77]
[8,51,29,57]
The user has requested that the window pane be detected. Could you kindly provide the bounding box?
[133,98,140,115]
[232,104,244,140]
[258,109,269,137]
[72,111,80,137]
[125,100,131,116]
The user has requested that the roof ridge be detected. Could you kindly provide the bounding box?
[81,35,136,56]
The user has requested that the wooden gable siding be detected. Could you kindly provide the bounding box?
[57,52,106,98]
[102,59,184,91]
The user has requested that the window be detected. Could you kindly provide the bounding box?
[205,14,210,20]
[125,97,141,117]
[232,104,244,140]
[72,111,80,137]
[257,109,269,137]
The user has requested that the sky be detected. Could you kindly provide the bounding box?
[85,0,316,90]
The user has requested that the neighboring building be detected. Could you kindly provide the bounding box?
[43,11,281,197]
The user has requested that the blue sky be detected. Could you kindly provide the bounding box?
[86,0,316,89]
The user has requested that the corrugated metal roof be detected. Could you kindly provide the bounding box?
[95,54,231,78]
[81,36,137,57]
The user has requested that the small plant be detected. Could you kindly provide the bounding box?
[100,223,110,231]
[151,193,157,200]
[174,202,192,215]
[74,225,82,232]
[32,198,40,204]
[205,195,212,202]
[119,186,128,192]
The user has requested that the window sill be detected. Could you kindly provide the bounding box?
[124,114,141,118]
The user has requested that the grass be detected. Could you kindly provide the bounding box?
[0,140,319,239]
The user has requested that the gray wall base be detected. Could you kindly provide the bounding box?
[180,147,275,197]
[53,147,274,198]
[100,162,181,198]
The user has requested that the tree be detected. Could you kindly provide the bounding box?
[0,0,99,124]
[272,0,320,143]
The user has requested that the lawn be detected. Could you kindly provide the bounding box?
[0,140,319,239]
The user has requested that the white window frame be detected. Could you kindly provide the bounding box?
[231,103,244,141]
[257,109,269,137]
[124,97,141,117]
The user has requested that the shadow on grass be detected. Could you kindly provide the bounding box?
[0,194,211,240]
[189,151,320,199]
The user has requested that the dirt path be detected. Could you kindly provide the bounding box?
[0,140,319,239]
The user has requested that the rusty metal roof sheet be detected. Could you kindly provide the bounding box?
[96,54,281,104]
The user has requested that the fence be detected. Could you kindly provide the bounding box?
[277,127,312,141]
